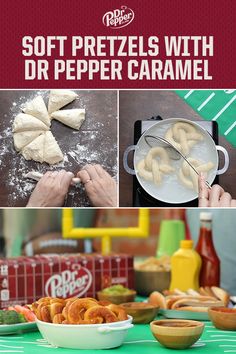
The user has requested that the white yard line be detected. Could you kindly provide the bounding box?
[0,338,23,340]
[220,345,236,348]
[204,325,214,328]
[200,340,236,343]
[0,345,23,349]
[184,90,195,99]
[36,339,48,343]
[192,343,206,347]
[0,351,23,353]
[223,351,236,353]
[0,341,36,345]
[197,92,215,111]
[212,95,236,121]
[208,331,236,334]
[224,120,236,136]
[124,340,156,344]
[210,335,236,338]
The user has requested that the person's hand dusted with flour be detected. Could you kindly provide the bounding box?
[27,164,117,207]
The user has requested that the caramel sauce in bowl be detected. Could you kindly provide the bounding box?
[209,307,236,331]
[121,302,159,324]
[150,319,204,349]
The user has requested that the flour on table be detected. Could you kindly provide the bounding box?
[0,91,117,207]
[12,90,85,165]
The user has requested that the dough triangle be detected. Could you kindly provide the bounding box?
[23,96,51,127]
[22,134,45,163]
[13,113,49,133]
[43,131,64,165]
[48,90,78,114]
[13,130,44,151]
[51,109,85,130]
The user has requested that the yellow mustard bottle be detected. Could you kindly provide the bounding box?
[170,240,202,291]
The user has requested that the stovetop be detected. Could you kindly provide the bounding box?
[132,116,219,207]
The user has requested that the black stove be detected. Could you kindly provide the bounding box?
[132,116,219,207]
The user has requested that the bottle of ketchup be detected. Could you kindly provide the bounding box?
[195,212,220,286]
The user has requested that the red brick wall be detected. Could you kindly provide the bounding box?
[94,209,186,256]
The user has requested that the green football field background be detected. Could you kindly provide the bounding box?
[175,90,236,147]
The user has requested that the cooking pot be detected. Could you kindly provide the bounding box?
[123,118,229,204]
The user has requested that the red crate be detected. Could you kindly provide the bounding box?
[0,254,134,308]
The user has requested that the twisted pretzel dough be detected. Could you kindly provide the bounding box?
[36,297,65,305]
[65,299,98,324]
[137,147,174,185]
[35,303,51,322]
[165,122,203,155]
[84,305,118,324]
[53,313,65,324]
[179,158,214,191]
[64,297,79,304]
[32,296,128,325]
[97,300,112,306]
[34,301,65,323]
[106,304,128,321]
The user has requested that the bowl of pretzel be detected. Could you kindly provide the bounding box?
[148,286,230,320]
[32,297,133,349]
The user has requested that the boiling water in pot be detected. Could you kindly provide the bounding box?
[134,120,218,204]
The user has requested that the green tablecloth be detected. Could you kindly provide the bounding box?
[175,90,236,147]
[1,320,236,354]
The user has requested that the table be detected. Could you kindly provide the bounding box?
[0,319,234,354]
[0,90,117,207]
[119,90,236,206]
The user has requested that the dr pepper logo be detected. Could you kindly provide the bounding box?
[102,5,134,29]
[45,268,92,298]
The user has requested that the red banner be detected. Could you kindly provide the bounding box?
[0,0,235,88]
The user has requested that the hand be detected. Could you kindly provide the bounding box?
[26,170,74,207]
[198,173,236,207]
[77,164,117,207]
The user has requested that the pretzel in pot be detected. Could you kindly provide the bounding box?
[137,147,174,185]
[165,122,203,155]
[179,158,214,191]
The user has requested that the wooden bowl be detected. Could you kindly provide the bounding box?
[135,270,170,296]
[150,319,204,349]
[97,290,136,305]
[121,302,159,324]
[208,307,236,331]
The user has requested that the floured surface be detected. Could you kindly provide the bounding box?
[0,90,117,207]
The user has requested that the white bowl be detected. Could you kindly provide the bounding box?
[36,316,133,349]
